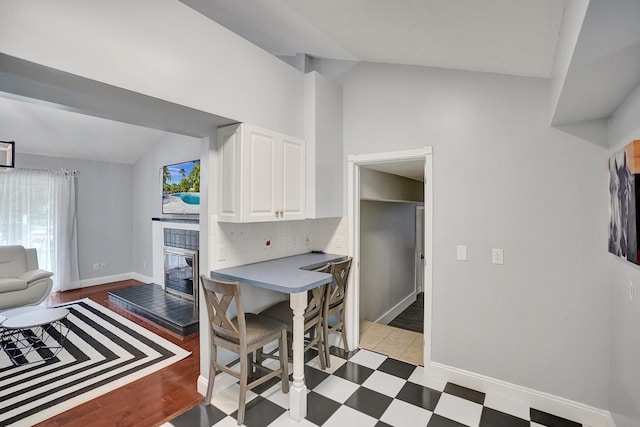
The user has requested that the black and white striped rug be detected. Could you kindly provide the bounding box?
[0,298,191,426]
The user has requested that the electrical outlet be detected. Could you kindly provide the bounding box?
[630,281,634,302]
[335,236,343,248]
[263,237,273,249]
[101,262,107,270]
[92,263,99,271]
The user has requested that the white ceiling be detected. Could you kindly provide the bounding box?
[552,0,640,127]
[11,0,638,167]
[178,0,565,180]
[182,0,566,78]
[0,94,170,165]
[2,0,567,167]
[6,0,640,167]
[365,160,425,182]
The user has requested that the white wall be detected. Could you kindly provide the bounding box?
[360,200,416,322]
[14,131,205,290]
[548,0,589,125]
[17,153,134,283]
[339,62,610,408]
[131,133,202,279]
[19,136,203,286]
[5,0,617,413]
[0,1,311,400]
[606,82,640,427]
[305,71,344,218]
[0,0,304,138]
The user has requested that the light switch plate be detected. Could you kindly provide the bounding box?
[456,245,467,261]
[492,248,504,265]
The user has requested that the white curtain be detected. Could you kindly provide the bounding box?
[0,168,80,291]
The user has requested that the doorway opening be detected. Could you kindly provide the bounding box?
[347,148,433,367]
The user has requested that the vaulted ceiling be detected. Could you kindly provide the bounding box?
[3,0,640,164]
[182,0,565,79]
[552,0,640,126]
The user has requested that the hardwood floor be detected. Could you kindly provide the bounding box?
[388,292,424,333]
[36,280,203,427]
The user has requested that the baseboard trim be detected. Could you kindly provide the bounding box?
[196,342,616,426]
[131,273,153,284]
[197,375,207,398]
[327,331,346,350]
[426,361,614,427]
[76,272,152,289]
[375,291,417,325]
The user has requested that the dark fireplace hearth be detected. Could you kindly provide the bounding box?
[107,226,201,337]
[108,283,198,336]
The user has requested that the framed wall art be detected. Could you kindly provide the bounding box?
[0,141,14,169]
[608,140,640,264]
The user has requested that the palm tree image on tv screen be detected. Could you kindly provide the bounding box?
[162,160,200,215]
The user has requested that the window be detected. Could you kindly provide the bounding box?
[0,169,79,291]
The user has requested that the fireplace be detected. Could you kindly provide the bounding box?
[164,246,198,303]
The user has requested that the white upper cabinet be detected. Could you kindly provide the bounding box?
[217,123,305,223]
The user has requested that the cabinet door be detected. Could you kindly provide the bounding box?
[242,125,280,222]
[217,124,242,222]
[280,135,305,220]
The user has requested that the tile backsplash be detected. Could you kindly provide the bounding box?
[210,216,348,270]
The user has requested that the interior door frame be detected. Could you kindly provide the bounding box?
[416,205,425,294]
[347,147,433,367]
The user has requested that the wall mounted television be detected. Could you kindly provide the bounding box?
[162,159,200,215]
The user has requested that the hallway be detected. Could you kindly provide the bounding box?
[359,320,423,366]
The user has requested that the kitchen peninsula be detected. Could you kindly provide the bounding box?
[211,252,347,421]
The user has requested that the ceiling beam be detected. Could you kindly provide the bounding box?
[0,53,234,138]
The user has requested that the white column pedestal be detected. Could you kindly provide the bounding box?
[289,291,308,421]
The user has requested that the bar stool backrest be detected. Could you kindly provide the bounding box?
[327,258,352,307]
[200,276,245,344]
[306,263,331,321]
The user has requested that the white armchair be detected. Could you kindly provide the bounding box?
[0,245,54,311]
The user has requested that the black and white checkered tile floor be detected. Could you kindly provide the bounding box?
[167,348,583,427]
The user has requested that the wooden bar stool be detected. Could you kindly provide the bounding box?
[323,257,352,367]
[200,275,290,425]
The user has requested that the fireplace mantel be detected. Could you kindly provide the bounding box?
[152,217,199,224]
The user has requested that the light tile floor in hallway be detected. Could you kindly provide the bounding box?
[359,320,423,366]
